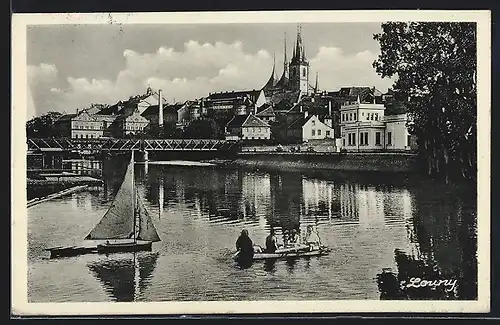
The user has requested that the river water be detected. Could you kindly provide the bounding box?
[27,158,477,302]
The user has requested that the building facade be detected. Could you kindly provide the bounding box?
[286,113,334,143]
[339,100,415,152]
[225,114,271,141]
[114,109,149,137]
[54,110,104,139]
[384,114,416,151]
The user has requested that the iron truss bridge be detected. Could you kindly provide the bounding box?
[27,138,239,152]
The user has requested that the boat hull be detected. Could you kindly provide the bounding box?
[234,246,331,262]
[253,249,329,260]
[96,241,153,254]
[47,246,96,259]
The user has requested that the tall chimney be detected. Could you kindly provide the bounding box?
[328,100,332,116]
[158,89,164,127]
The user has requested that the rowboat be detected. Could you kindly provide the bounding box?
[233,244,331,262]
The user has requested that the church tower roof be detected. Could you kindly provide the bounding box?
[275,33,290,88]
[262,54,276,91]
[291,24,307,65]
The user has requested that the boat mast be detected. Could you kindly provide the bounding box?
[132,150,137,244]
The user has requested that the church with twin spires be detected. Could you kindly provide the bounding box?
[261,24,318,100]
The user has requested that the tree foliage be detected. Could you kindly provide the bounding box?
[373,22,477,182]
[26,111,62,138]
[183,118,221,139]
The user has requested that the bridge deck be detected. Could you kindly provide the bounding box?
[27,138,239,152]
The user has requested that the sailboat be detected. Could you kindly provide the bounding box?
[86,150,161,254]
[46,151,161,258]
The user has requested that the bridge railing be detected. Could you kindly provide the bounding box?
[27,137,240,151]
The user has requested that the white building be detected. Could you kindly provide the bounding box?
[384,114,414,151]
[295,114,334,142]
[339,97,415,152]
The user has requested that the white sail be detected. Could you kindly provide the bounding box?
[86,152,161,242]
[85,155,135,240]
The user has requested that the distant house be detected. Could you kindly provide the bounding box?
[113,109,149,137]
[164,103,190,129]
[141,101,194,131]
[225,114,271,141]
[54,110,104,139]
[136,90,168,115]
[205,89,267,116]
[286,113,334,143]
[255,103,276,123]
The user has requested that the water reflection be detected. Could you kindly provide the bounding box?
[87,252,159,302]
[60,160,476,301]
[376,183,477,300]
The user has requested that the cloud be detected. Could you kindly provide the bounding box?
[28,42,394,115]
[28,63,58,86]
[309,46,394,91]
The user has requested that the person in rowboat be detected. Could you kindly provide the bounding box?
[235,229,254,261]
[265,228,278,253]
[305,225,321,250]
[287,229,301,247]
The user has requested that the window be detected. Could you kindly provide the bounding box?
[407,135,411,147]
[318,129,322,136]
[312,120,316,126]
[366,115,370,121]
[312,129,316,136]
[387,132,392,145]
[326,130,330,136]
[352,133,356,145]
[348,133,351,146]
[360,132,368,145]
[302,68,306,77]
[370,113,374,121]
[375,113,379,121]
[349,113,352,121]
[362,112,364,116]
[375,132,381,145]
[86,134,89,139]
[343,138,346,146]
[354,113,357,120]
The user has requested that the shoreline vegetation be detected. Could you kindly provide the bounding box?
[207,152,421,174]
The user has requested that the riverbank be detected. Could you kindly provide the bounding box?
[208,152,420,173]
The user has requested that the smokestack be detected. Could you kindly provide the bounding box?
[158,89,163,127]
[328,100,332,116]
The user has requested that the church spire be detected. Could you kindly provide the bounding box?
[283,32,288,79]
[295,24,302,61]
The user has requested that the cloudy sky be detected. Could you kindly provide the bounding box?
[27,23,395,119]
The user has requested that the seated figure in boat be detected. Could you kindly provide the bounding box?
[264,228,279,253]
[286,229,301,248]
[304,225,321,250]
[236,229,254,260]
